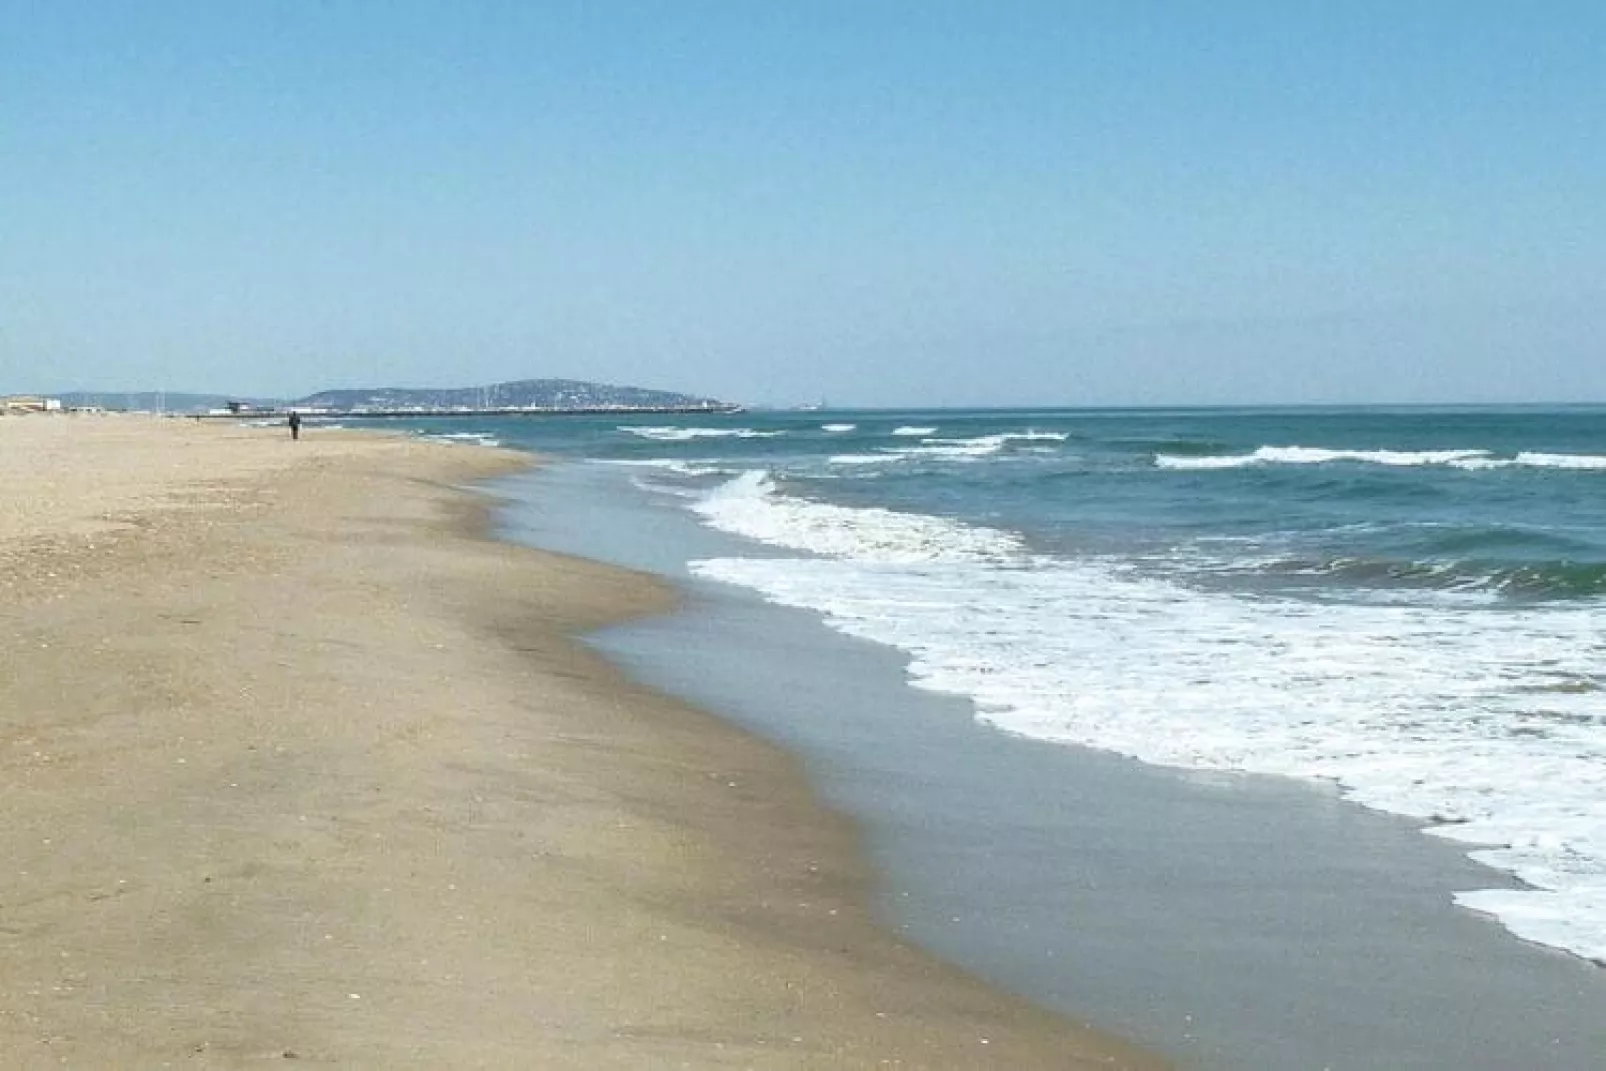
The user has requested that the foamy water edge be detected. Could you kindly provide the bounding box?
[685,469,1606,967]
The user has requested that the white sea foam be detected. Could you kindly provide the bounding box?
[1155,453,1264,470]
[891,425,937,436]
[691,470,1022,563]
[1159,446,1606,473]
[1446,453,1606,472]
[1157,446,1491,470]
[596,458,723,476]
[891,440,1008,461]
[1513,452,1606,470]
[828,453,894,466]
[620,425,783,441]
[424,431,502,447]
[685,474,1606,965]
[821,423,857,433]
[877,431,1072,463]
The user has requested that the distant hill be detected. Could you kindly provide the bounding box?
[55,391,282,413]
[294,378,733,412]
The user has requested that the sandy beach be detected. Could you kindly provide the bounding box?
[0,414,1159,1069]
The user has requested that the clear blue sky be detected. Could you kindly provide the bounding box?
[2,1,1602,406]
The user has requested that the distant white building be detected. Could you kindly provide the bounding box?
[2,395,63,413]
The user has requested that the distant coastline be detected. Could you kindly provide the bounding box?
[48,377,739,417]
[192,402,745,419]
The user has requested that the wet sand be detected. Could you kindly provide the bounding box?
[0,415,1160,1068]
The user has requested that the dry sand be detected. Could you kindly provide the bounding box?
[0,414,1164,1069]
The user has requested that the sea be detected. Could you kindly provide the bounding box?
[395,405,1606,962]
[374,404,1606,1063]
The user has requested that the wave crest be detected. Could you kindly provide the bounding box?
[1157,446,1606,471]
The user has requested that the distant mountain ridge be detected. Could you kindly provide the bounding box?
[294,378,732,412]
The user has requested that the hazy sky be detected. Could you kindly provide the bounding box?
[3,2,1602,406]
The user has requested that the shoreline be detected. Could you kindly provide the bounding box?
[0,416,1159,1067]
[496,457,1606,1071]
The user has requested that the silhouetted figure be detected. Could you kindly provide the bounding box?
[288,412,302,440]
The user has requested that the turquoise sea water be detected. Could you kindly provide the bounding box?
[381,405,1606,966]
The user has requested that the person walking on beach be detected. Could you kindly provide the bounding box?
[287,411,302,440]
